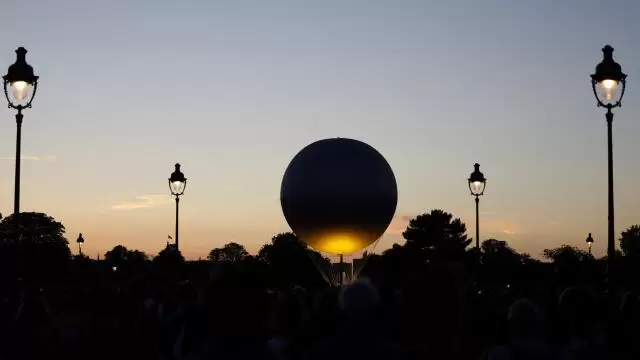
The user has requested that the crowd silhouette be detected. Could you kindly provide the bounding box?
[0,210,639,360]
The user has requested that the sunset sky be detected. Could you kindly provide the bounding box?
[1,0,639,259]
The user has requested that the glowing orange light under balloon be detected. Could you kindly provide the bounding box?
[291,226,389,255]
[304,232,367,255]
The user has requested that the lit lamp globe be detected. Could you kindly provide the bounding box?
[3,47,39,109]
[169,163,187,196]
[591,45,627,106]
[280,138,398,255]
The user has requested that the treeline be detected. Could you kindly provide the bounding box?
[2,210,640,290]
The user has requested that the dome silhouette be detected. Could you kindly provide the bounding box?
[280,138,398,255]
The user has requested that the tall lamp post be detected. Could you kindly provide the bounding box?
[586,233,594,255]
[590,45,627,283]
[468,163,487,252]
[3,47,39,215]
[169,163,187,251]
[77,233,85,256]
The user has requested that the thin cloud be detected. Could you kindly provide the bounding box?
[111,195,173,210]
[503,229,516,235]
[385,214,412,234]
[0,154,57,162]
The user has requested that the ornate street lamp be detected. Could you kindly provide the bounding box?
[586,233,594,255]
[468,163,487,251]
[590,45,627,282]
[3,47,39,215]
[169,163,187,251]
[77,233,85,256]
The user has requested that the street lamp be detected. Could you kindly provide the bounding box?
[468,163,487,251]
[169,163,187,251]
[77,233,85,256]
[3,47,39,215]
[590,45,627,280]
[586,233,594,255]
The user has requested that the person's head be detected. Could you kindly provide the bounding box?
[178,281,197,308]
[619,292,640,323]
[559,286,596,332]
[338,277,380,319]
[312,287,339,320]
[400,263,464,323]
[203,265,269,338]
[273,293,306,336]
[508,298,545,337]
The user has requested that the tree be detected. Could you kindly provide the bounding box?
[0,212,69,246]
[479,239,526,284]
[402,209,471,262]
[543,245,593,264]
[209,242,249,263]
[153,242,185,268]
[519,253,539,266]
[104,246,148,271]
[598,249,623,261]
[481,239,522,265]
[127,249,149,263]
[374,243,418,283]
[0,212,71,279]
[620,225,640,257]
[258,232,327,288]
[543,245,596,284]
[126,249,149,272]
[105,245,128,268]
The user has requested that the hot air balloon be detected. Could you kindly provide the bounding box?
[280,138,398,283]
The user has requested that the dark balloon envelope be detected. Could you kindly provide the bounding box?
[280,138,398,255]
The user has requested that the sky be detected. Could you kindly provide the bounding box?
[1,0,639,260]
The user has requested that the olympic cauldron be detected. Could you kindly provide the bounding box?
[280,138,398,255]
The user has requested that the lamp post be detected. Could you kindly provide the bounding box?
[3,47,39,215]
[590,45,627,285]
[468,163,487,252]
[77,233,85,256]
[586,233,594,255]
[169,163,187,251]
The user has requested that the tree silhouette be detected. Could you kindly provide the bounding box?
[598,250,623,261]
[258,232,327,288]
[105,245,129,268]
[543,245,593,264]
[402,209,471,262]
[620,225,640,257]
[519,253,538,266]
[373,243,417,283]
[127,249,149,263]
[479,239,526,284]
[103,246,148,272]
[209,242,249,263]
[258,232,304,263]
[543,245,595,285]
[153,242,185,269]
[0,212,68,244]
[0,212,71,280]
[481,239,522,265]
